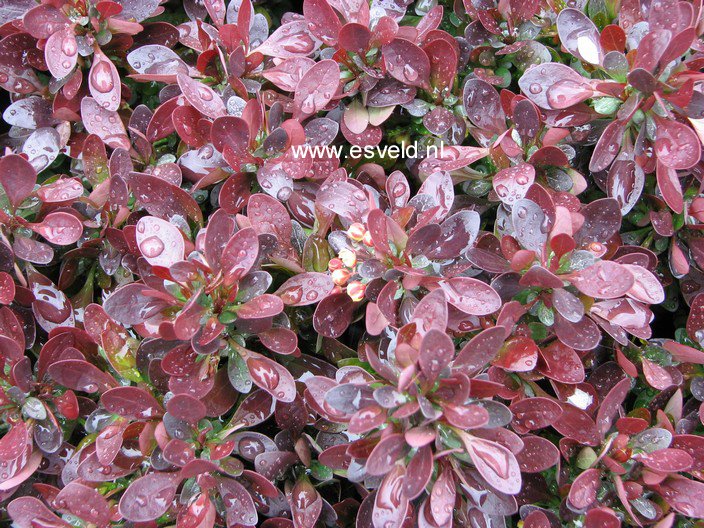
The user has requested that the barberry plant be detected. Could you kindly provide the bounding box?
[0,0,704,526]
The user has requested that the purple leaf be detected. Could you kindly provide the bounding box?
[276,272,334,306]
[237,294,284,319]
[440,277,501,316]
[177,74,226,119]
[515,436,560,473]
[8,497,71,528]
[54,482,111,525]
[430,466,455,526]
[89,51,121,111]
[537,340,585,383]
[493,164,535,206]
[246,352,296,402]
[403,444,433,499]
[136,216,185,267]
[118,472,182,522]
[568,468,601,509]
[44,27,77,79]
[419,329,454,381]
[462,436,521,495]
[253,20,319,59]
[463,78,505,134]
[454,326,505,370]
[101,386,164,419]
[313,292,357,338]
[569,261,634,299]
[557,8,603,64]
[222,227,259,285]
[0,154,36,209]
[48,359,117,393]
[291,477,322,528]
[293,59,340,119]
[365,434,408,476]
[81,97,130,150]
[373,465,409,527]
[518,63,592,109]
[510,397,562,430]
[383,38,430,89]
[655,117,701,170]
[217,477,258,526]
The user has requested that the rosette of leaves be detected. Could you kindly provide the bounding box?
[518,4,703,216]
[311,168,503,339]
[11,0,166,110]
[457,78,588,195]
[0,154,85,267]
[304,297,558,527]
[558,359,704,524]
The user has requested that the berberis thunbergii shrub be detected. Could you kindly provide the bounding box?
[1,0,704,526]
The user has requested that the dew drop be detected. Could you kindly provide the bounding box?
[90,61,114,93]
[140,236,165,258]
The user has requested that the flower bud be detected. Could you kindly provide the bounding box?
[346,281,366,302]
[328,258,344,272]
[347,222,366,241]
[338,248,357,268]
[362,230,374,246]
[332,268,351,286]
[691,196,704,223]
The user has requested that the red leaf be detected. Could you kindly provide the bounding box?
[293,59,340,120]
[0,154,36,209]
[568,468,601,509]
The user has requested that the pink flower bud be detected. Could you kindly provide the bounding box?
[362,231,374,246]
[346,281,366,302]
[347,222,366,241]
[339,248,357,268]
[328,258,344,272]
[332,268,351,286]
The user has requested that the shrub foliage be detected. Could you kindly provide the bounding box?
[1,0,704,526]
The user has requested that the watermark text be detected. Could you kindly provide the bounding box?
[289,142,445,160]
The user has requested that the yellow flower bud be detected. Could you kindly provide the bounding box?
[346,281,366,302]
[338,248,357,268]
[347,222,366,241]
[332,268,351,286]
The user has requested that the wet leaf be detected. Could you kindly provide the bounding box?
[440,277,501,316]
[569,261,634,299]
[655,117,701,170]
[246,352,296,402]
[0,154,36,209]
[511,398,562,430]
[383,38,430,89]
[493,164,535,206]
[461,435,521,495]
[557,8,603,64]
[177,74,226,119]
[515,436,559,472]
[222,227,259,285]
[136,216,184,267]
[568,468,601,509]
[101,386,163,419]
[118,471,182,522]
[217,477,258,526]
[89,51,121,111]
[45,27,77,79]
[293,59,340,119]
[291,477,322,528]
[81,97,130,150]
